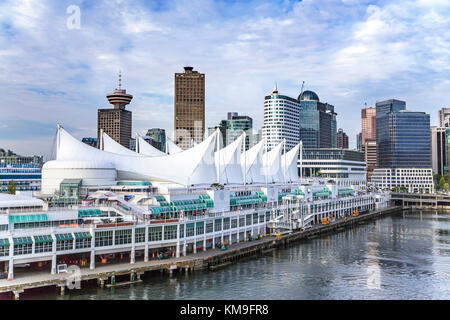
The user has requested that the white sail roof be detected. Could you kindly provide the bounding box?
[215,134,244,185]
[55,126,218,186]
[241,139,265,184]
[102,131,142,156]
[281,143,300,183]
[262,141,283,183]
[136,136,166,157]
[166,137,183,154]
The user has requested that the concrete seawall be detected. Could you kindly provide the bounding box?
[0,205,401,299]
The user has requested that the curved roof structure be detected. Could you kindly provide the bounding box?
[54,126,218,186]
[166,138,183,154]
[298,90,319,101]
[281,142,300,183]
[262,141,283,183]
[241,139,265,184]
[215,134,244,185]
[102,131,143,157]
[136,136,166,157]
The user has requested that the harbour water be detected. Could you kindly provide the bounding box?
[29,210,450,300]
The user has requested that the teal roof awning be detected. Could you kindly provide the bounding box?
[9,214,48,223]
[55,233,74,241]
[74,232,92,240]
[0,238,10,247]
[33,235,53,243]
[13,237,32,245]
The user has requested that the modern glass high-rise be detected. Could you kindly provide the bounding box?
[376,105,431,168]
[438,108,450,128]
[219,112,253,151]
[146,128,166,153]
[174,66,205,150]
[299,90,337,149]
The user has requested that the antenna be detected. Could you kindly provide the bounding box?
[118,70,122,90]
[300,81,305,97]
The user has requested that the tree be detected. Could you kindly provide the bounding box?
[7,180,16,195]
[444,183,450,191]
[439,177,446,190]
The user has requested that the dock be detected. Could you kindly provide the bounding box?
[0,205,400,299]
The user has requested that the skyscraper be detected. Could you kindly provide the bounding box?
[336,128,348,149]
[218,112,253,151]
[174,66,205,150]
[438,108,450,128]
[372,99,433,193]
[262,85,301,151]
[146,128,166,153]
[361,107,376,145]
[364,139,377,182]
[299,90,337,149]
[98,73,133,148]
[356,132,362,151]
[431,126,447,176]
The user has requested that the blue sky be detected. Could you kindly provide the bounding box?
[0,0,450,159]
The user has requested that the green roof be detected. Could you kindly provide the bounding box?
[55,233,74,241]
[0,239,9,247]
[78,209,102,217]
[9,214,48,224]
[33,235,53,243]
[13,237,32,245]
[74,232,92,240]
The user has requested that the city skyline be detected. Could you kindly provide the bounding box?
[1,0,450,159]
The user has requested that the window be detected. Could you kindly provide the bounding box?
[223,218,230,230]
[206,222,213,233]
[0,245,9,257]
[35,241,52,253]
[253,213,258,224]
[14,244,32,255]
[186,224,194,237]
[115,229,132,245]
[214,219,222,231]
[195,222,204,235]
[57,240,73,251]
[164,225,178,240]
[135,228,145,243]
[246,214,252,226]
[95,231,113,247]
[75,238,91,249]
[239,217,245,227]
[231,219,237,229]
[149,226,162,241]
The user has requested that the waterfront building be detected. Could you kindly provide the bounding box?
[0,164,41,193]
[336,128,348,149]
[361,107,376,145]
[262,85,301,151]
[81,138,97,148]
[97,73,133,149]
[373,99,432,193]
[174,66,205,150]
[0,124,390,281]
[299,148,366,187]
[299,90,337,149]
[438,108,450,128]
[145,129,166,153]
[431,126,447,176]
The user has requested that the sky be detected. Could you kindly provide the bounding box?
[0,0,450,160]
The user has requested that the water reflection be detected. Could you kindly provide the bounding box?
[31,210,450,300]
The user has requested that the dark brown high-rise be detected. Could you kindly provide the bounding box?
[174,66,205,150]
[97,73,133,149]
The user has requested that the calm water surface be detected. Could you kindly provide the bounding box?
[32,210,450,300]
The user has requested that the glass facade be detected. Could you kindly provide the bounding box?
[377,110,431,168]
[299,100,337,149]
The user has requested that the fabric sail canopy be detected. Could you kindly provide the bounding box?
[214,134,244,185]
[136,135,166,157]
[54,125,218,186]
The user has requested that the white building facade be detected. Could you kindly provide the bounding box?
[262,85,301,151]
[371,168,434,193]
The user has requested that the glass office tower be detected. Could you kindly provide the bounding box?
[377,110,431,168]
[299,90,337,149]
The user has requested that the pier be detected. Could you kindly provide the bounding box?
[0,205,400,299]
